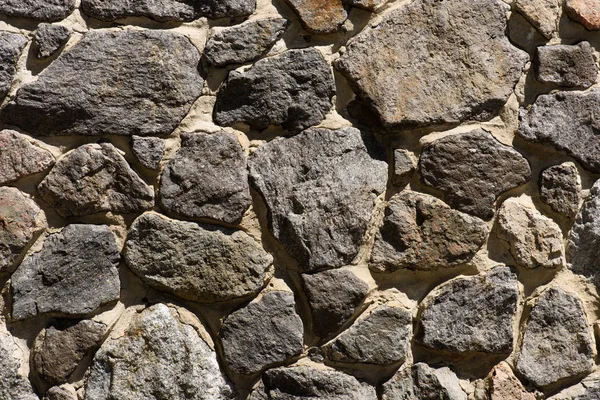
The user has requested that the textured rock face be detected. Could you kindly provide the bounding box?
[0,130,55,185]
[2,30,203,137]
[0,32,27,100]
[11,224,121,320]
[38,143,154,217]
[34,24,70,59]
[85,304,234,400]
[516,287,594,390]
[417,267,519,355]
[125,213,272,303]
[566,0,600,30]
[346,0,386,11]
[382,363,467,400]
[46,386,76,400]
[159,131,251,225]
[335,0,527,129]
[420,130,531,220]
[215,48,335,132]
[371,192,488,272]
[0,0,75,21]
[220,291,304,375]
[536,42,598,88]
[540,162,582,218]
[568,180,600,283]
[489,362,535,400]
[514,0,561,39]
[392,149,416,187]
[284,0,347,34]
[0,331,39,400]
[131,135,165,170]
[249,127,387,271]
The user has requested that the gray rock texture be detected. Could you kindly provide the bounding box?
[45,386,76,400]
[0,130,55,185]
[335,0,527,129]
[392,149,416,187]
[215,48,335,132]
[514,0,561,39]
[159,131,251,225]
[2,30,203,137]
[249,127,387,271]
[124,213,272,303]
[0,32,27,100]
[536,42,598,88]
[284,0,347,34]
[420,129,532,220]
[34,24,71,59]
[11,224,121,320]
[0,331,39,400]
[489,362,535,400]
[0,0,75,21]
[382,363,467,400]
[540,162,582,218]
[566,0,600,30]
[131,135,165,170]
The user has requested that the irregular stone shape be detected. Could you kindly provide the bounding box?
[215,48,335,133]
[370,191,488,272]
[420,129,532,220]
[566,0,600,30]
[33,319,107,385]
[38,143,154,217]
[497,198,565,269]
[540,162,582,218]
[335,0,527,129]
[568,180,600,283]
[125,213,272,303]
[159,131,251,225]
[0,32,27,100]
[204,18,288,66]
[536,42,598,88]
[85,304,234,400]
[489,362,535,400]
[34,24,71,59]
[514,0,561,39]
[220,291,304,375]
[381,363,467,400]
[508,11,549,55]
[392,149,415,187]
[131,135,165,170]
[302,268,369,338]
[0,331,39,400]
[519,90,600,173]
[547,372,600,399]
[345,0,387,11]
[516,287,594,389]
[0,130,55,185]
[11,224,121,321]
[46,386,76,400]
[0,0,75,21]
[0,187,46,274]
[284,0,347,34]
[417,267,519,355]
[249,127,387,271]
[2,30,202,137]
[323,305,412,365]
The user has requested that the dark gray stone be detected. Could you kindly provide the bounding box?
[2,30,203,137]
[540,162,582,218]
[0,32,27,100]
[0,331,39,400]
[34,24,71,59]
[536,42,598,88]
[392,148,415,187]
[131,135,165,170]
[382,363,467,400]
[420,129,531,220]
[283,0,347,34]
[0,130,55,185]
[215,48,335,132]
[0,0,75,21]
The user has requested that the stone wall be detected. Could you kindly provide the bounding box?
[1,0,600,399]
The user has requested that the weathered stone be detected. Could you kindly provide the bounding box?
[33,319,107,385]
[220,291,304,375]
[11,224,121,321]
[159,131,251,224]
[302,268,369,338]
[0,331,39,400]
[34,24,71,59]
[249,127,387,271]
[0,130,55,185]
[323,305,412,365]
[204,18,288,66]
[125,213,272,303]
[0,187,46,274]
[45,386,76,400]
[516,287,594,390]
[420,129,531,220]
[2,30,202,137]
[417,267,519,355]
[489,362,535,400]
[131,135,165,170]
[370,191,488,272]
[85,304,234,400]
[566,0,600,30]
[514,0,561,39]
[547,372,600,399]
[38,143,154,217]
[497,198,565,269]
[335,0,527,129]
[381,363,467,400]
[392,149,415,187]
[284,0,347,34]
[345,0,386,11]
[0,32,27,100]
[508,11,549,55]
[536,42,598,88]
[540,162,582,218]
[0,0,75,21]
[215,48,335,133]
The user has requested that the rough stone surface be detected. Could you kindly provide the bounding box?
[302,268,369,338]
[0,130,55,185]
[215,48,335,132]
[11,224,121,320]
[392,148,415,187]
[38,143,154,217]
[566,0,600,30]
[159,131,251,224]
[34,23,71,59]
[204,18,288,66]
[85,304,234,400]
[497,198,565,269]
[2,30,203,137]
[45,386,76,400]
[220,291,304,375]
[514,0,561,39]
[0,0,75,21]
[284,0,347,34]
[370,191,488,272]
[125,213,272,303]
[536,42,598,88]
[516,287,594,390]
[381,363,467,400]
[335,0,527,129]
[131,135,165,170]
[249,127,387,271]
[540,162,582,218]
[0,32,27,100]
[417,267,519,355]
[489,362,535,400]
[0,331,39,400]
[346,0,386,11]
[420,129,532,220]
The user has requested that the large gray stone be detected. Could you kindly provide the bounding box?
[0,331,39,400]
[215,48,335,133]
[381,363,467,400]
[514,0,561,39]
[420,129,531,220]
[335,0,527,129]
[159,131,251,225]
[283,0,347,34]
[0,130,55,185]
[124,213,272,303]
[34,24,71,59]
[11,224,121,321]
[85,304,234,400]
[249,127,387,271]
[2,30,203,137]
[0,32,27,100]
[536,42,598,88]
[569,179,600,283]
[0,0,75,21]
[540,162,582,218]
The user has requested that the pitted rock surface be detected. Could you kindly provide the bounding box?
[0,130,55,185]
[0,0,75,21]
[489,362,535,400]
[540,162,582,218]
[514,0,561,39]
[566,0,600,30]
[284,0,347,34]
[0,331,39,400]
[34,24,71,59]
[536,42,598,88]
[0,32,27,100]
[131,135,165,170]
[382,363,467,400]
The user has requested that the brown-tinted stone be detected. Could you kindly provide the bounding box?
[284,0,347,34]
[566,0,600,30]
[0,130,55,185]
[514,0,561,39]
[489,362,535,400]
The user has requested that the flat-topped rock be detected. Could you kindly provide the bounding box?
[0,0,75,21]
[536,42,598,88]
